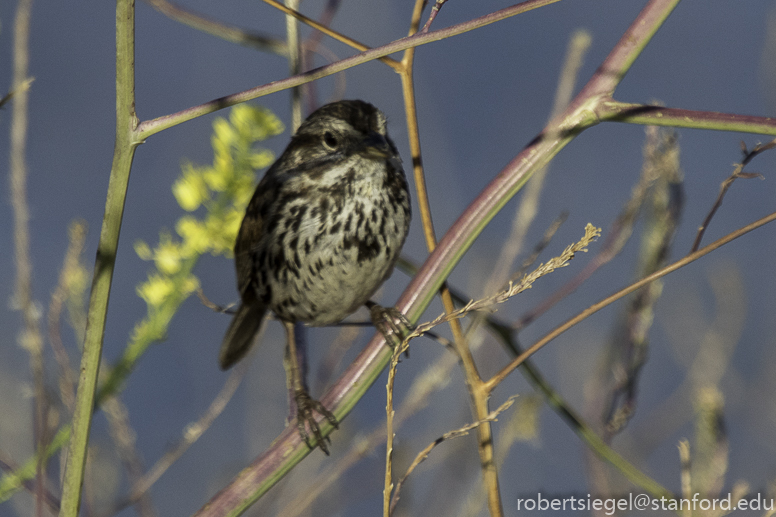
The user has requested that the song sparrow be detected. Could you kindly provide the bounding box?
[220,100,411,453]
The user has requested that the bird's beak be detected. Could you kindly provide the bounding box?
[358,132,392,159]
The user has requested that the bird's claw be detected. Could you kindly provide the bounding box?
[294,389,338,455]
[367,302,413,350]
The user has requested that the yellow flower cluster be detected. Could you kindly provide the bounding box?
[134,103,283,313]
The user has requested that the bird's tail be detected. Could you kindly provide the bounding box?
[219,302,267,370]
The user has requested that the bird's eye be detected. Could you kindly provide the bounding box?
[323,131,338,149]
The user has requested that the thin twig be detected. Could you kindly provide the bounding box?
[487,210,776,392]
[0,453,60,513]
[300,0,342,110]
[10,0,48,514]
[506,213,568,285]
[145,0,353,110]
[0,77,34,109]
[383,341,400,517]
[284,0,303,130]
[691,139,774,252]
[513,128,669,331]
[103,396,157,517]
[116,362,248,512]
[262,0,401,70]
[48,220,88,413]
[389,396,518,516]
[196,288,234,313]
[420,0,449,33]
[405,224,602,344]
[144,0,287,55]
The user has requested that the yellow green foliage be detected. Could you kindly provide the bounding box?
[127,104,283,364]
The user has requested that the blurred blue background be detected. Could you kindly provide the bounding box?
[2,1,776,515]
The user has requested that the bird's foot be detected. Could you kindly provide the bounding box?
[294,388,338,455]
[366,301,413,350]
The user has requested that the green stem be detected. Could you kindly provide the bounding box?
[0,427,70,503]
[59,0,139,515]
[598,100,776,135]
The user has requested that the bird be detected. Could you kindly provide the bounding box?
[219,100,411,453]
